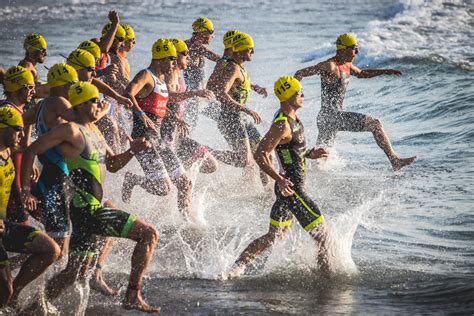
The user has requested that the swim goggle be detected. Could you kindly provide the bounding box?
[346,45,359,54]
[0,121,23,132]
[86,97,100,104]
[26,44,47,55]
[61,54,95,72]
[23,84,35,93]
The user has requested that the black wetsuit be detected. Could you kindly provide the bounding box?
[270,112,325,231]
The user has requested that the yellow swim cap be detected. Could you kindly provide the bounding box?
[274,76,302,102]
[122,23,135,40]
[336,33,358,50]
[68,81,100,107]
[78,40,101,60]
[223,30,241,49]
[0,106,23,129]
[3,66,34,93]
[101,23,126,41]
[67,49,96,71]
[171,38,188,54]
[47,63,78,88]
[23,33,47,53]
[232,32,254,52]
[152,38,177,60]
[192,17,214,33]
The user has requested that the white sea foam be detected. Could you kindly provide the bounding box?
[303,0,473,70]
[362,0,473,69]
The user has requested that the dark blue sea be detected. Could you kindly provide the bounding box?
[0,0,472,314]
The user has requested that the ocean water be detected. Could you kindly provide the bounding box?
[0,0,473,314]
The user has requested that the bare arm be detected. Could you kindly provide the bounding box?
[202,46,221,62]
[125,71,158,132]
[166,70,214,103]
[105,137,151,173]
[294,61,331,81]
[91,78,131,107]
[350,64,402,78]
[92,77,120,99]
[254,120,291,181]
[251,83,268,97]
[22,103,39,126]
[98,11,120,54]
[254,120,294,196]
[125,70,149,113]
[168,89,214,103]
[33,84,50,99]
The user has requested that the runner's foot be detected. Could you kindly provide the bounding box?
[90,269,119,297]
[226,263,246,280]
[391,156,417,171]
[123,289,160,313]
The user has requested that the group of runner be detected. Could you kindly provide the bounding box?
[0,11,416,313]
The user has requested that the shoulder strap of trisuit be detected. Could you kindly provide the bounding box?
[274,112,288,123]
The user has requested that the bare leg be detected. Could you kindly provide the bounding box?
[122,219,160,313]
[210,140,252,168]
[90,200,119,296]
[308,223,333,275]
[228,225,288,279]
[90,237,118,296]
[46,256,93,301]
[172,174,193,216]
[198,154,218,174]
[9,233,60,305]
[0,266,13,308]
[52,236,70,259]
[20,256,92,314]
[366,117,417,170]
[122,172,171,203]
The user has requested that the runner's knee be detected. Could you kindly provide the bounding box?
[235,150,251,167]
[103,200,117,208]
[142,225,159,246]
[176,175,192,192]
[145,178,171,196]
[32,234,61,261]
[200,156,218,173]
[366,117,383,132]
[266,226,288,242]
